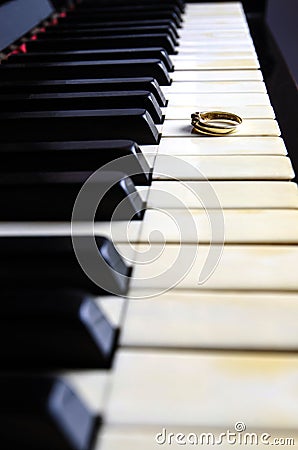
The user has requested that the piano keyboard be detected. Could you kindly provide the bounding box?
[1,1,298,449]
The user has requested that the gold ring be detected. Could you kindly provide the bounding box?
[191,120,238,135]
[191,110,242,136]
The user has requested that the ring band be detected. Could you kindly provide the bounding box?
[191,110,242,136]
[191,119,238,135]
[192,121,237,135]
[191,111,242,128]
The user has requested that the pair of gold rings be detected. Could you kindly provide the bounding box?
[191,111,242,136]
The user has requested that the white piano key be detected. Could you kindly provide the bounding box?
[3,210,298,248]
[172,52,257,62]
[97,426,298,450]
[179,23,249,31]
[153,136,287,156]
[152,155,294,180]
[164,105,274,119]
[137,209,298,244]
[174,58,259,70]
[179,38,253,47]
[178,28,251,38]
[163,81,267,94]
[184,16,247,24]
[139,181,298,209]
[23,209,297,246]
[167,92,271,106]
[122,290,298,350]
[182,11,247,20]
[171,70,263,81]
[129,244,298,291]
[178,42,255,50]
[185,4,244,15]
[181,16,248,24]
[105,349,298,429]
[161,119,280,137]
[185,3,244,12]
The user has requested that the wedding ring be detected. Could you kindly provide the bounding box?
[192,121,235,136]
[191,110,242,136]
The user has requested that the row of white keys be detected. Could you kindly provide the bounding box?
[154,4,292,188]
[69,3,298,447]
[95,3,298,445]
[174,4,258,69]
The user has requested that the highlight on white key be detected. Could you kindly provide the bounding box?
[71,154,224,298]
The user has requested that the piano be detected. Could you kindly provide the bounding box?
[0,0,298,449]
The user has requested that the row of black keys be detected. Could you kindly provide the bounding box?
[0,0,186,367]
[0,2,182,219]
[0,1,183,141]
[0,1,185,449]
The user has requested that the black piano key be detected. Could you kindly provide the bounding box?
[9,48,174,72]
[0,77,167,106]
[75,3,183,17]
[25,34,176,54]
[0,90,163,124]
[0,59,171,85]
[0,289,117,369]
[81,0,184,11]
[0,109,160,144]
[0,375,97,450]
[55,19,179,39]
[0,236,131,295]
[0,140,151,185]
[65,9,182,27]
[0,170,144,221]
[37,26,178,45]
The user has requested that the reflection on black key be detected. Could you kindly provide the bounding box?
[0,170,144,221]
[0,140,151,185]
[0,375,97,450]
[9,48,174,71]
[64,10,182,27]
[79,0,184,12]
[26,34,176,54]
[0,289,117,369]
[0,236,131,295]
[0,59,171,85]
[0,77,167,106]
[38,25,178,45]
[74,3,182,17]
[56,19,179,39]
[0,90,163,124]
[0,109,160,144]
